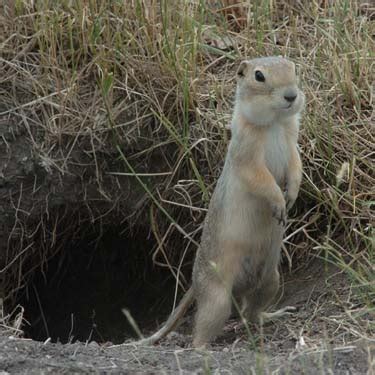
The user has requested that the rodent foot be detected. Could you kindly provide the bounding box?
[261,306,297,322]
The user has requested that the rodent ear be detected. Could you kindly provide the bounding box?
[237,61,250,79]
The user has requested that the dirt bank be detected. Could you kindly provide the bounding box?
[1,260,373,374]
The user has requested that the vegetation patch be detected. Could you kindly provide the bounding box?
[0,0,373,363]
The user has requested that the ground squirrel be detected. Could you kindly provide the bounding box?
[137,56,305,347]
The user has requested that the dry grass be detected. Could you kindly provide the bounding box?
[0,0,373,342]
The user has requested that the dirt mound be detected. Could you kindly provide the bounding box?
[1,261,372,374]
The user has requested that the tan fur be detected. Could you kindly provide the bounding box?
[136,56,304,348]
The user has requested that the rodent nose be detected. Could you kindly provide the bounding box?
[284,94,297,102]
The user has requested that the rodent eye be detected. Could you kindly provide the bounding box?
[255,70,265,82]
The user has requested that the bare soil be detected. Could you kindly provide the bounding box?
[1,260,373,374]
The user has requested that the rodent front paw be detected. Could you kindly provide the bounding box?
[285,187,298,211]
[271,200,286,226]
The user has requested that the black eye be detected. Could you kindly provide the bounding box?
[255,70,265,82]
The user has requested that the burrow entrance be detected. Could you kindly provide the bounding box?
[16,227,185,344]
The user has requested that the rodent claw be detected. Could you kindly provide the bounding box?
[286,197,295,211]
[278,216,286,226]
[284,306,297,312]
[272,204,286,226]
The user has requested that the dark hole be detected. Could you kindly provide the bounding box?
[17,228,180,344]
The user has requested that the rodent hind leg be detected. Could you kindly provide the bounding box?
[242,269,289,324]
[192,281,232,348]
[243,270,296,324]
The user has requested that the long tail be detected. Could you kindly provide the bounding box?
[135,287,194,345]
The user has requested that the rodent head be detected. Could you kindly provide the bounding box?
[235,56,304,126]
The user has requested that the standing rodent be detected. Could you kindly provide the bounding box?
[136,56,304,348]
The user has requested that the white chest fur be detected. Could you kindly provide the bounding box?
[264,124,289,185]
